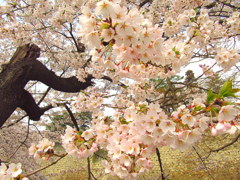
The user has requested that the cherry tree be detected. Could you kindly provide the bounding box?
[0,0,239,179]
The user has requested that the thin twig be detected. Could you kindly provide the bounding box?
[91,172,97,180]
[64,104,80,131]
[210,134,240,152]
[7,118,30,161]
[139,0,152,8]
[156,148,165,180]
[94,153,108,160]
[87,157,91,180]
[1,115,27,129]
[37,87,51,105]
[235,65,240,73]
[23,153,67,178]
[195,62,217,81]
[193,146,215,180]
[30,123,44,138]
[216,0,240,10]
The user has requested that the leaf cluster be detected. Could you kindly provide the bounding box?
[207,79,240,104]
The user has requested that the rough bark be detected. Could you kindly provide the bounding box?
[0,44,93,127]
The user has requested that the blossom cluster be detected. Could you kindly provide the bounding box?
[76,0,240,84]
[61,126,98,159]
[215,48,240,70]
[85,96,239,178]
[92,102,165,178]
[227,12,240,35]
[74,93,103,114]
[78,0,201,82]
[90,102,186,177]
[29,138,55,160]
[162,9,197,36]
[211,105,239,136]
[0,163,28,180]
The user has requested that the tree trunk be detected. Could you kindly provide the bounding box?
[0,44,93,127]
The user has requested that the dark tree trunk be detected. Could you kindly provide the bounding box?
[0,44,93,127]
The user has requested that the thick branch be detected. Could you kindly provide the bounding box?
[0,44,94,127]
[0,44,40,127]
[18,90,42,120]
[30,60,93,92]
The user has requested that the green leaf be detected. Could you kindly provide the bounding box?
[193,106,205,112]
[172,46,180,55]
[231,88,240,93]
[175,50,180,55]
[220,79,232,94]
[218,79,239,98]
[92,149,108,163]
[100,22,110,29]
[208,106,220,114]
[207,90,217,103]
[138,104,148,113]
[77,130,83,135]
[9,2,17,7]
[119,117,130,124]
[45,126,51,130]
[109,69,116,73]
[193,29,199,37]
[168,20,172,26]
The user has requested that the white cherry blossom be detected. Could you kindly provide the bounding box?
[218,105,238,122]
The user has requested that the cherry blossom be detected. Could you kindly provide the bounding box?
[0,163,28,180]
[61,126,98,159]
[29,138,55,160]
[218,105,238,122]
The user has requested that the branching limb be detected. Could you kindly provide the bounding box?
[30,60,94,93]
[18,90,43,121]
[0,44,95,127]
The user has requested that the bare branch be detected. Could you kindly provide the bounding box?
[156,148,166,180]
[139,0,153,8]
[7,118,30,161]
[64,104,80,131]
[193,146,215,180]
[210,133,240,152]
[23,153,67,178]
